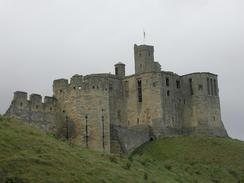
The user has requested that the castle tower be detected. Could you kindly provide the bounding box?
[134,44,161,74]
[114,62,125,78]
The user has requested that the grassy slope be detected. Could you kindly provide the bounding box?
[0,117,244,183]
[132,137,244,183]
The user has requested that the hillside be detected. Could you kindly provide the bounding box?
[0,116,244,183]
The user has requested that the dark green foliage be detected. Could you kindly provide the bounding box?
[122,162,131,170]
[143,172,148,180]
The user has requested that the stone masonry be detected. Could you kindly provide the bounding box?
[5,44,228,154]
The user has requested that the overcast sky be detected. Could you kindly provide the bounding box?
[0,0,243,140]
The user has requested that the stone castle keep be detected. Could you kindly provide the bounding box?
[5,44,228,153]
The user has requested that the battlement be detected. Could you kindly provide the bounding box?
[134,44,154,53]
[12,91,57,111]
[181,72,219,97]
[52,74,122,98]
[14,91,28,100]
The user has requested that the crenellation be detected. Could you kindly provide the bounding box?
[70,74,83,86]
[14,91,28,100]
[5,44,228,154]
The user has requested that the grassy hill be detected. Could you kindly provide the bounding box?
[0,116,244,183]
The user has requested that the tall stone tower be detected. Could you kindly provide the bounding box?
[134,44,161,74]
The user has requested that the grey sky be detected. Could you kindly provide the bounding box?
[0,0,243,140]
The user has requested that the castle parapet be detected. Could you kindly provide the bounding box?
[53,79,69,97]
[12,91,29,109]
[5,91,58,132]
[14,91,28,100]
[70,74,83,86]
[53,79,69,88]
[181,72,219,97]
[44,96,55,104]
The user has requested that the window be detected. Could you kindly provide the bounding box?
[207,78,210,95]
[73,87,76,90]
[101,115,105,150]
[176,80,181,89]
[198,84,203,90]
[167,90,170,96]
[137,118,139,125]
[117,110,121,121]
[109,84,113,91]
[59,89,63,93]
[20,102,23,107]
[36,105,38,109]
[124,81,129,97]
[50,107,52,111]
[115,67,118,75]
[214,79,217,96]
[85,115,88,148]
[166,77,170,86]
[210,79,213,96]
[189,78,193,95]
[137,80,142,102]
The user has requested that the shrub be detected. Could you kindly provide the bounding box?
[122,162,131,170]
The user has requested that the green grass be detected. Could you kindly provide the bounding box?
[132,137,244,183]
[0,116,244,183]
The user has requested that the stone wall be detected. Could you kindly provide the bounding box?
[5,91,58,132]
[53,74,111,152]
[110,124,150,154]
[160,71,184,136]
[181,73,228,136]
[123,72,163,136]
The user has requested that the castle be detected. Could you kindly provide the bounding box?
[5,44,228,153]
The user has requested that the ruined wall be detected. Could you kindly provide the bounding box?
[53,75,111,152]
[181,73,228,137]
[5,91,58,132]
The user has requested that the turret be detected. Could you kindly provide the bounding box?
[114,62,125,78]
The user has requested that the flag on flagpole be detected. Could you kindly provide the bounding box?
[143,30,146,44]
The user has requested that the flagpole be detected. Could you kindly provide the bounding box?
[143,29,146,45]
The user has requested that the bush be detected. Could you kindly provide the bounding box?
[109,155,118,163]
[143,172,148,180]
[122,162,131,170]
[164,164,172,171]
[4,177,27,183]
